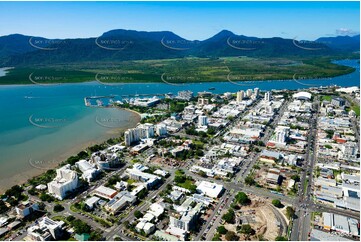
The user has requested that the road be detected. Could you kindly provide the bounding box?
[194,190,231,241]
[291,96,319,241]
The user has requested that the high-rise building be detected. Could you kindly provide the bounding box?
[236,91,245,102]
[197,98,209,106]
[198,115,208,127]
[246,89,253,97]
[124,123,155,146]
[48,165,78,200]
[276,130,287,144]
[264,91,271,102]
[254,88,260,97]
[155,124,168,136]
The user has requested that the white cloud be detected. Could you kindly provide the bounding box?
[335,28,358,36]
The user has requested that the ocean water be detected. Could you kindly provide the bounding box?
[0,59,359,191]
[0,83,139,190]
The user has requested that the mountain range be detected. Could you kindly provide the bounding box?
[0,29,359,67]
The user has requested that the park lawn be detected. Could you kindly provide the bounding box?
[176,179,196,191]
[320,95,332,101]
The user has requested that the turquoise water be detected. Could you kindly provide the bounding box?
[0,59,359,190]
[0,83,139,190]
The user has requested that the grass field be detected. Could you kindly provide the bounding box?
[0,56,355,85]
[320,95,332,101]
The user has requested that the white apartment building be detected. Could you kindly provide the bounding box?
[47,164,78,200]
[124,123,155,146]
[264,91,271,102]
[155,123,168,136]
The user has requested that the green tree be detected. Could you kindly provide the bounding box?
[235,192,251,205]
[67,215,76,222]
[222,209,235,224]
[291,175,300,182]
[134,210,143,219]
[272,199,283,208]
[286,206,295,219]
[240,224,254,235]
[5,185,23,199]
[0,200,9,213]
[198,171,207,178]
[225,231,239,241]
[71,219,91,234]
[53,204,64,212]
[212,233,221,241]
[174,175,186,184]
[123,221,130,229]
[217,226,228,235]
[245,175,256,186]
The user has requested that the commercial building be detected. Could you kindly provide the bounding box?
[130,96,160,107]
[104,191,137,215]
[92,185,118,199]
[196,181,224,198]
[91,150,120,170]
[136,221,155,235]
[321,213,360,237]
[154,230,181,241]
[331,97,346,107]
[176,91,193,101]
[125,168,161,189]
[15,202,39,218]
[75,159,100,182]
[85,196,100,210]
[339,142,359,161]
[48,164,78,200]
[27,217,64,241]
[293,91,312,100]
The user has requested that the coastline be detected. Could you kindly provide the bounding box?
[0,108,141,194]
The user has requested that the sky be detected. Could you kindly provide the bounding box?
[0,1,359,40]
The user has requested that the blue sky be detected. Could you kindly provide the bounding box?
[0,1,359,40]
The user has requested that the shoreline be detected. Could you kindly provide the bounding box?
[0,107,141,194]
